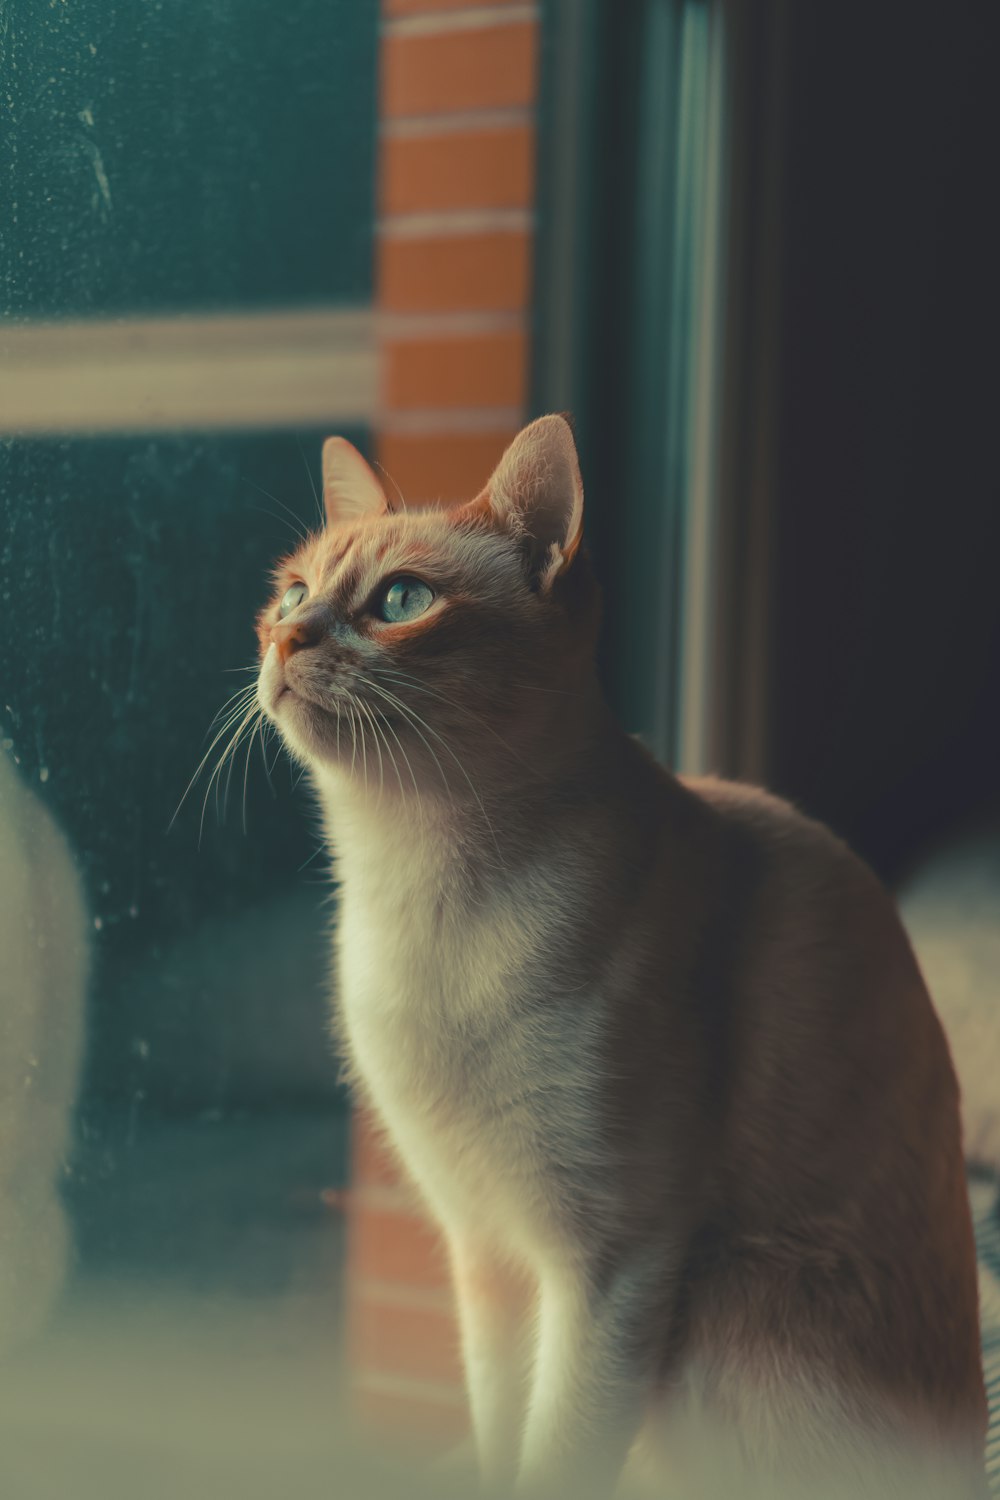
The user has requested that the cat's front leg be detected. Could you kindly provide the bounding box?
[449,1236,535,1497]
[516,1253,665,1500]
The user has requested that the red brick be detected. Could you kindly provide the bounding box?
[381,126,534,216]
[379,231,531,314]
[382,24,537,118]
[376,429,516,505]
[350,1203,450,1289]
[352,1297,463,1386]
[384,330,527,410]
[353,1111,405,1190]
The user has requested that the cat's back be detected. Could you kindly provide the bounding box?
[678,770,954,1106]
[681,770,926,997]
[676,771,969,1258]
[665,773,986,1448]
[682,771,868,880]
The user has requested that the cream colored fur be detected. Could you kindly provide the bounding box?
[0,740,87,1353]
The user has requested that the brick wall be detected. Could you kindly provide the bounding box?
[345,0,541,1451]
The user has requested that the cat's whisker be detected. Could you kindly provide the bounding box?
[169,683,260,831]
[348,703,359,779]
[261,717,283,786]
[296,840,327,875]
[348,693,370,797]
[241,711,261,834]
[372,707,399,806]
[373,459,408,514]
[365,697,426,830]
[220,703,260,821]
[365,681,453,803]
[357,698,371,796]
[207,681,261,725]
[375,667,535,776]
[365,681,503,868]
[219,708,261,824]
[379,672,524,762]
[359,699,379,798]
[256,716,276,798]
[247,502,310,546]
[203,688,260,747]
[370,706,408,802]
[211,696,261,806]
[198,700,260,848]
[295,436,325,531]
[366,698,417,803]
[242,475,312,545]
[357,699,386,801]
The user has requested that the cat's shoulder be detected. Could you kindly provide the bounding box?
[681,773,815,828]
[679,773,863,874]
[677,774,906,957]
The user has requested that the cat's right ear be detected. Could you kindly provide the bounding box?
[462,414,584,590]
[321,437,389,527]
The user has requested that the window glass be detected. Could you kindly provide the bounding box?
[1,2,376,1486]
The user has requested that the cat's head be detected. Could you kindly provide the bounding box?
[255,414,599,789]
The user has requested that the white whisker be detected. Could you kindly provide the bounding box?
[295,436,325,531]
[373,459,408,514]
[365,679,504,869]
[365,682,452,800]
[242,475,312,545]
[366,699,415,802]
[357,699,386,801]
[169,683,259,832]
[199,699,260,848]
[375,667,534,775]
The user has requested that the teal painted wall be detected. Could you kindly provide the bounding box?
[0,2,380,1122]
[2,0,377,315]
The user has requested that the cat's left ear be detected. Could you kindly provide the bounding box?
[322,437,389,527]
[467,414,584,589]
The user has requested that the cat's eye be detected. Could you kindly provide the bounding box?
[278,581,308,618]
[377,576,434,624]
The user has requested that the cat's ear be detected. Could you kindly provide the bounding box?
[322,437,389,527]
[465,414,584,588]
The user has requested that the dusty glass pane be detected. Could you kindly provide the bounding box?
[0,426,365,1483]
[0,0,377,1487]
[2,0,377,316]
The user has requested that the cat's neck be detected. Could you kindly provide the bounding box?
[311,681,661,907]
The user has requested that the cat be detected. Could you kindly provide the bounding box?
[0,739,87,1354]
[254,416,987,1498]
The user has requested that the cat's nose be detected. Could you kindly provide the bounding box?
[271,606,328,664]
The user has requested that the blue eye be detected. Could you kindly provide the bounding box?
[278,581,308,618]
[377,576,434,623]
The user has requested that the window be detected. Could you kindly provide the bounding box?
[1,1,376,1485]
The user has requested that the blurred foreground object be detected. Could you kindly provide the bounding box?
[900,822,1000,1174]
[0,738,87,1351]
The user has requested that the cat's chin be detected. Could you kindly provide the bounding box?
[262,674,321,723]
[270,690,341,766]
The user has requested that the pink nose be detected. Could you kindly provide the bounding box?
[271,608,327,664]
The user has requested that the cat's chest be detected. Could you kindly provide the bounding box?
[336,893,600,1238]
[337,894,527,1112]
